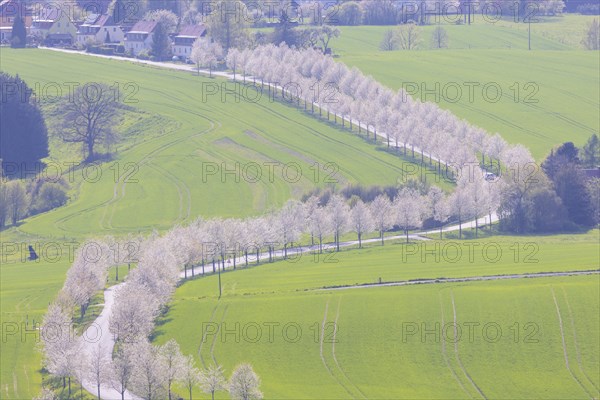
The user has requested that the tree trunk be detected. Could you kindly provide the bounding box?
[459,218,462,239]
[87,139,94,161]
[184,264,187,279]
[358,232,362,248]
[115,265,119,281]
[380,229,384,246]
[405,229,409,244]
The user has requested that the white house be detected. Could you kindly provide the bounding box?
[76,13,124,45]
[172,24,206,60]
[124,20,157,56]
[30,6,76,44]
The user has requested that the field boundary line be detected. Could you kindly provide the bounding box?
[560,287,600,394]
[438,293,473,398]
[451,291,487,400]
[551,287,595,399]
[321,270,600,291]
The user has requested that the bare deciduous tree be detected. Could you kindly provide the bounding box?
[431,26,448,49]
[60,83,120,161]
[396,22,421,50]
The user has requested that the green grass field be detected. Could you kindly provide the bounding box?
[332,16,600,159]
[0,48,445,398]
[1,48,443,240]
[1,15,599,399]
[158,232,600,398]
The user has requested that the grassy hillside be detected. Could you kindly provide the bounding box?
[1,48,442,239]
[0,48,445,398]
[159,232,600,398]
[332,17,600,159]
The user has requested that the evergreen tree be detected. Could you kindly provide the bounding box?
[11,16,27,48]
[541,142,595,227]
[272,10,298,46]
[151,22,171,60]
[0,73,49,176]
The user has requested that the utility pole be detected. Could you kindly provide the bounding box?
[528,18,531,50]
[218,262,222,298]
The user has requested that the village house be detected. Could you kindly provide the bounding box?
[172,24,206,60]
[76,13,124,45]
[124,20,157,56]
[30,6,76,45]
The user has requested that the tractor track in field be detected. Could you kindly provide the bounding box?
[438,293,472,398]
[198,305,219,369]
[318,300,355,399]
[551,287,596,399]
[560,288,600,394]
[331,298,368,400]
[451,292,487,400]
[55,107,217,235]
[209,304,229,367]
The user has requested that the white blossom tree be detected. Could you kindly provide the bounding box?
[88,345,110,400]
[327,194,350,251]
[350,199,374,248]
[370,194,393,245]
[179,355,201,400]
[393,189,423,243]
[110,347,134,400]
[128,340,167,400]
[229,363,263,400]
[159,339,185,400]
[200,364,226,400]
[428,186,450,239]
[191,38,223,77]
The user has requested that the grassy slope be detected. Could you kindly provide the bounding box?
[1,48,443,239]
[159,232,600,398]
[0,47,444,398]
[331,16,600,159]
